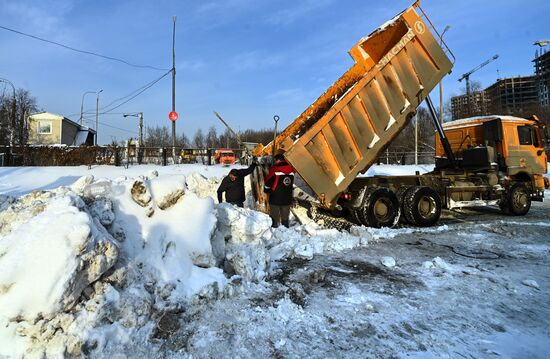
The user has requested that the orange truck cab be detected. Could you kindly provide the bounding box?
[214,149,236,165]
[435,115,549,197]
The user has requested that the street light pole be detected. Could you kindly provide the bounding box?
[80,91,95,125]
[95,89,103,146]
[438,25,450,124]
[414,114,418,165]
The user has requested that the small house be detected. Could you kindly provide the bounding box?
[27,112,96,146]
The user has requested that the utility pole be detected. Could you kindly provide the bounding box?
[95,89,103,145]
[171,16,177,162]
[438,25,450,124]
[414,114,418,165]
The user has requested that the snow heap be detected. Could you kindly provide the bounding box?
[0,168,375,358]
[0,172,228,358]
[0,190,118,321]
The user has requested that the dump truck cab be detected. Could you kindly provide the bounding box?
[435,116,549,196]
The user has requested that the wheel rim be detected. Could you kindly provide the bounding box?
[512,190,528,209]
[417,195,436,218]
[374,198,391,221]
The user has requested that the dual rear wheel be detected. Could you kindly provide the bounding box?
[354,186,442,228]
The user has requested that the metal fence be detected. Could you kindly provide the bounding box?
[3,145,545,167]
[0,145,249,167]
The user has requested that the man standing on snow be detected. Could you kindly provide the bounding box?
[217,161,257,208]
[264,153,294,228]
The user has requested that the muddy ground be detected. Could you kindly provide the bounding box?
[159,202,550,359]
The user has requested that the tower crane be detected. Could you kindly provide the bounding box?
[458,54,499,97]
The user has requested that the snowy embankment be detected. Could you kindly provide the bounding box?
[0,164,387,357]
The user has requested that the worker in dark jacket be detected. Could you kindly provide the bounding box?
[217,162,257,207]
[264,153,294,227]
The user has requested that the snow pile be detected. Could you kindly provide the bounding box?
[186,172,222,201]
[0,190,118,321]
[0,172,229,358]
[213,203,273,281]
[0,166,380,358]
[211,204,373,282]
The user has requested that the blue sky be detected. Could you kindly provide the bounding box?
[0,0,548,144]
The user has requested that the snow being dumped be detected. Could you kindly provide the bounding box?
[0,167,373,358]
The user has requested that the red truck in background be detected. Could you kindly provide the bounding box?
[214,149,236,165]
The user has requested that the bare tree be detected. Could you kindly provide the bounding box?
[205,126,219,148]
[193,128,205,148]
[0,86,38,145]
[460,80,483,94]
[385,107,435,164]
[144,126,170,147]
[14,89,38,145]
[240,128,274,145]
[176,132,190,148]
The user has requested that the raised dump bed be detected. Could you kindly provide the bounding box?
[253,1,454,209]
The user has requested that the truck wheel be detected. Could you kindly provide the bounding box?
[351,209,363,225]
[503,183,531,216]
[403,186,441,227]
[395,186,414,224]
[360,187,399,228]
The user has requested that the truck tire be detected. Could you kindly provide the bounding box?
[395,186,414,224]
[360,187,400,228]
[351,209,363,225]
[403,186,441,227]
[501,183,531,216]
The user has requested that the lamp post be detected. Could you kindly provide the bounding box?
[438,25,450,124]
[0,78,16,147]
[123,112,143,164]
[95,89,103,146]
[79,91,95,125]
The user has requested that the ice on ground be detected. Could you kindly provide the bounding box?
[522,279,540,290]
[381,256,396,268]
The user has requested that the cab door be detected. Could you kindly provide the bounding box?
[506,124,547,176]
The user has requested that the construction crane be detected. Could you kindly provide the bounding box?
[458,54,499,96]
[534,40,550,47]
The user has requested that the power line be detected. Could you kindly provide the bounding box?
[68,69,172,118]
[81,116,138,135]
[99,69,171,112]
[100,122,138,135]
[100,70,172,114]
[0,24,169,71]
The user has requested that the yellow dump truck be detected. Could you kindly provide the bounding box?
[251,1,549,228]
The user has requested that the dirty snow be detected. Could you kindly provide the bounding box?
[0,163,549,358]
